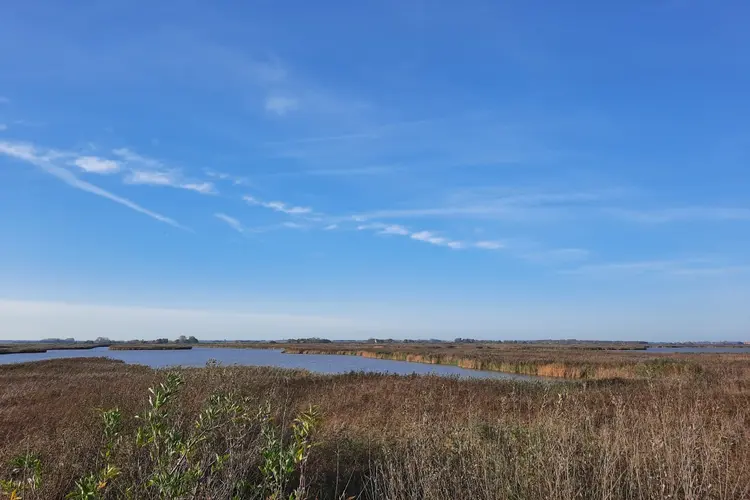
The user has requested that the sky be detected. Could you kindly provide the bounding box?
[1,0,749,341]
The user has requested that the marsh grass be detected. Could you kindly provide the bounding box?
[0,358,748,499]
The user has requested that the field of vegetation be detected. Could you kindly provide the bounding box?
[204,341,750,380]
[1,352,748,499]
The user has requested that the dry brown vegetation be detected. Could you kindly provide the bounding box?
[1,354,749,499]
[0,343,106,355]
[206,341,750,381]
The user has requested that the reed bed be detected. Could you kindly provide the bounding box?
[0,357,748,499]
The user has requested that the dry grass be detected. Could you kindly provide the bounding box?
[1,356,749,499]
[0,343,106,355]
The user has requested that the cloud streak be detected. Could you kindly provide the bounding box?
[73,156,120,174]
[475,241,504,250]
[0,140,187,229]
[214,213,245,233]
[114,148,216,194]
[608,207,750,223]
[351,191,608,221]
[243,195,312,214]
[562,259,750,277]
[356,222,466,250]
[205,169,251,186]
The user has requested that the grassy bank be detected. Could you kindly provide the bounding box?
[108,344,193,351]
[0,343,107,355]
[1,357,748,499]
[205,342,750,381]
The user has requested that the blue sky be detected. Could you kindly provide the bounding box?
[1,0,749,341]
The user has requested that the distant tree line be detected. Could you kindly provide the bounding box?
[116,336,200,345]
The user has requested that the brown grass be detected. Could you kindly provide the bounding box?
[1,356,748,499]
[0,343,107,355]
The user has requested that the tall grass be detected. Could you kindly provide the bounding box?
[1,358,748,499]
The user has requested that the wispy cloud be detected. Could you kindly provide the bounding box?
[180,182,215,194]
[352,191,611,221]
[263,117,439,148]
[214,214,307,235]
[561,258,750,277]
[115,148,216,194]
[0,96,9,104]
[475,241,505,250]
[410,230,464,249]
[243,195,312,214]
[73,156,119,174]
[355,222,464,249]
[0,140,186,229]
[608,207,750,223]
[112,148,162,168]
[214,213,245,233]
[0,124,7,131]
[352,218,583,259]
[265,96,299,116]
[205,169,251,186]
[124,170,173,186]
[379,224,410,236]
[356,222,409,235]
[323,224,338,230]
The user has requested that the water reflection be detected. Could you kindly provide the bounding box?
[0,347,543,381]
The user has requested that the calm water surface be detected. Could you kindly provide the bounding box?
[0,347,543,381]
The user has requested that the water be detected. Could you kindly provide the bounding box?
[645,346,750,353]
[0,347,543,381]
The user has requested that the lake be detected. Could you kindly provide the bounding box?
[0,347,543,381]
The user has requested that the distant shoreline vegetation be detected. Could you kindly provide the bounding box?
[0,343,108,355]
[109,344,193,351]
[109,335,199,350]
[1,335,201,354]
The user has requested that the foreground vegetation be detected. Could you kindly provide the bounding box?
[205,341,750,380]
[1,356,748,499]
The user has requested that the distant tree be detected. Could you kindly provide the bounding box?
[187,336,199,344]
[155,338,169,344]
[95,337,111,344]
[176,335,188,344]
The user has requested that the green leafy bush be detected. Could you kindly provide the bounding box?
[1,371,320,500]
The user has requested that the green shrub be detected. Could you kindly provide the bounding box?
[0,453,42,499]
[1,372,320,500]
